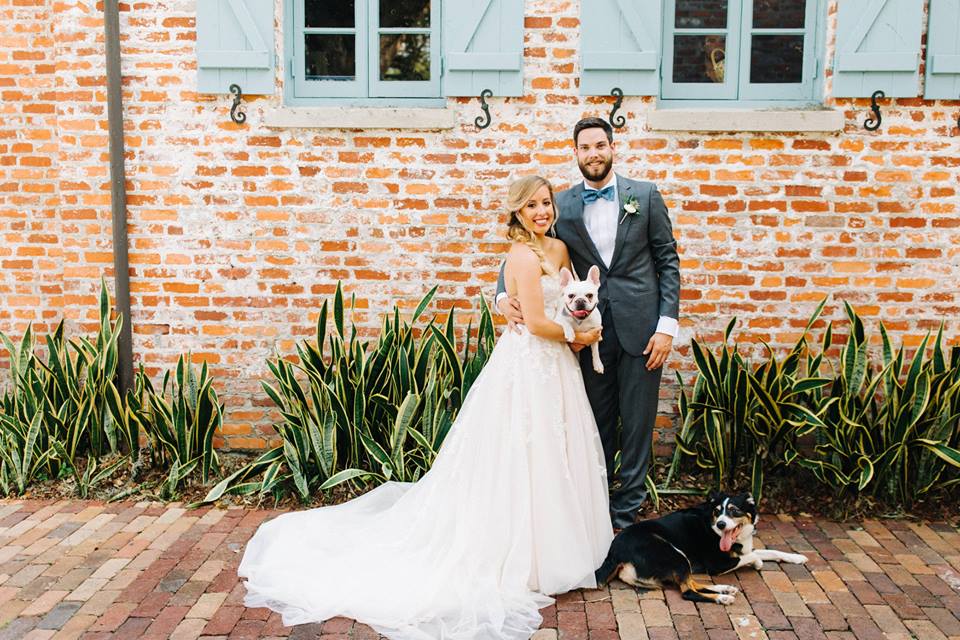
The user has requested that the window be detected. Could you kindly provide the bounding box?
[290,0,440,100]
[661,0,819,101]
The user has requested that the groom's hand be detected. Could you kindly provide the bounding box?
[497,295,524,334]
[569,342,587,353]
[643,333,673,370]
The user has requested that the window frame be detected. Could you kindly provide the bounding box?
[286,0,442,104]
[660,0,824,104]
[661,0,741,99]
[292,0,367,99]
[368,0,441,98]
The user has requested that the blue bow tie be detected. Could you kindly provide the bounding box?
[581,185,615,204]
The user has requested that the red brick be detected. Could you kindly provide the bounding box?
[0,0,954,458]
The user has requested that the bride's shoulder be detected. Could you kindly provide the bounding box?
[543,236,570,260]
[506,243,540,268]
[543,236,567,251]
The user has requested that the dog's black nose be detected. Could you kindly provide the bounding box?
[716,520,726,530]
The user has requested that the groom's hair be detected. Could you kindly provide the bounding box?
[573,117,613,145]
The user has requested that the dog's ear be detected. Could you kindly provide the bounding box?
[739,492,759,523]
[707,489,722,504]
[587,265,601,286]
[559,267,574,288]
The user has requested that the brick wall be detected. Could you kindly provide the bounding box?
[1,0,958,453]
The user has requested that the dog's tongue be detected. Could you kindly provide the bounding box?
[719,528,738,552]
[572,310,590,319]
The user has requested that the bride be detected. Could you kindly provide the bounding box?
[238,175,613,640]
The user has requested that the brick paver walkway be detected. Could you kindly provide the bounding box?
[0,500,958,639]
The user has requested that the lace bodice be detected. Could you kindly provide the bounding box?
[539,273,563,318]
[503,272,575,379]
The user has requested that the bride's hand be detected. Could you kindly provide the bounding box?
[574,327,602,346]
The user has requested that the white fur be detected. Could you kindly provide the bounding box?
[727,533,809,573]
[714,497,808,573]
[711,584,739,595]
[736,522,756,555]
[554,266,604,374]
[754,549,809,564]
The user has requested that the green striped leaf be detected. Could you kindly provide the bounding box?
[320,468,374,491]
[916,440,960,468]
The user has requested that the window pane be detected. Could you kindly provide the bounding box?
[673,35,727,83]
[305,0,354,28]
[750,35,803,83]
[675,0,728,29]
[752,0,805,29]
[380,0,430,28]
[305,34,356,80]
[379,34,430,81]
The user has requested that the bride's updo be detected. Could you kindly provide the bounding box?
[505,175,557,275]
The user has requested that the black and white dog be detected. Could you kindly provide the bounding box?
[594,491,808,604]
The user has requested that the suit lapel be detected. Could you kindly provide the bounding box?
[567,184,608,272]
[608,175,634,271]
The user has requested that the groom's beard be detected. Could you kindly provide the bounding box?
[578,155,613,183]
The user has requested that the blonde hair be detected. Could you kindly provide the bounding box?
[505,175,557,275]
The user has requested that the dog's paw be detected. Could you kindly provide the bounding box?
[714,584,739,595]
[717,593,736,605]
[752,558,764,571]
[787,553,808,564]
[593,362,605,374]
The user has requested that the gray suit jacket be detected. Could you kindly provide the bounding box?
[558,175,679,355]
[498,174,680,356]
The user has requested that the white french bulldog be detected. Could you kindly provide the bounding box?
[555,265,604,374]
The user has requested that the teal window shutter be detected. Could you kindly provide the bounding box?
[833,0,922,98]
[197,0,275,95]
[924,0,960,99]
[442,0,524,96]
[581,0,661,96]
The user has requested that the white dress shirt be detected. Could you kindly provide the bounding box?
[497,172,678,339]
[582,173,619,269]
[581,175,678,339]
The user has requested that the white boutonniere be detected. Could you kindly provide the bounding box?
[619,195,640,225]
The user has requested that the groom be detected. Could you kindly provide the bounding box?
[496,117,681,530]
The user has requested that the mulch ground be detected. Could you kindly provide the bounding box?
[22,452,960,525]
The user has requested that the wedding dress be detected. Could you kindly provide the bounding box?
[238,273,613,640]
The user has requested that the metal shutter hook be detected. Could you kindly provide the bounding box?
[229,84,247,125]
[863,90,884,131]
[475,89,493,130]
[609,88,625,129]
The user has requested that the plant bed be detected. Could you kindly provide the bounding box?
[670,299,960,515]
[13,447,958,529]
[4,287,956,526]
[13,450,247,504]
[641,461,960,526]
